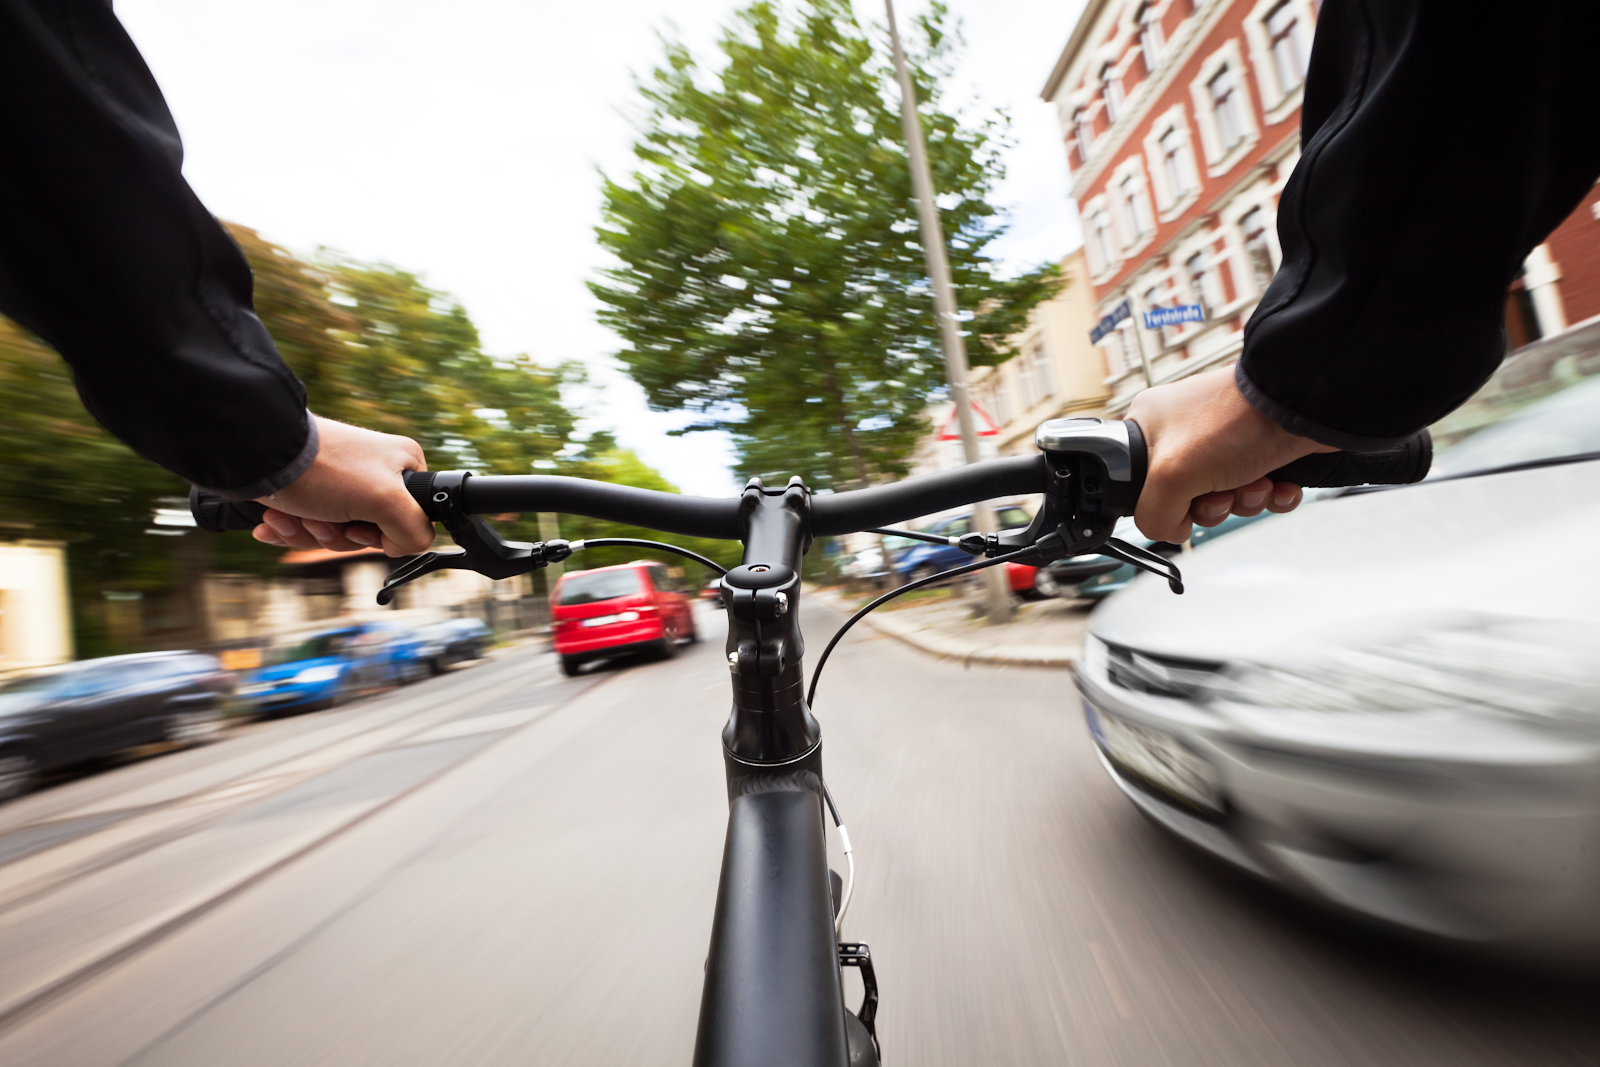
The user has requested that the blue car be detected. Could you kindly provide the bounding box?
[238,623,404,716]
[890,504,1035,582]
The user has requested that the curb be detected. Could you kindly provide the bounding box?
[810,588,1076,670]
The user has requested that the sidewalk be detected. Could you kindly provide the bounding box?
[810,585,1090,670]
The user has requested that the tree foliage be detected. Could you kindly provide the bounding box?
[592,0,1060,491]
[0,226,583,653]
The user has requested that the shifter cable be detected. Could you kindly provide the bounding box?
[806,545,1037,709]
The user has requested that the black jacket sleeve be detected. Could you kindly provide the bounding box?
[0,0,315,499]
[1238,0,1600,451]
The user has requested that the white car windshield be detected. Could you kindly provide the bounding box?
[1431,320,1600,477]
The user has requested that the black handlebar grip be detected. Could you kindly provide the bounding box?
[188,487,269,533]
[1265,430,1434,488]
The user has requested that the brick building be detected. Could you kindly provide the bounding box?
[1042,0,1600,413]
[1042,0,1318,413]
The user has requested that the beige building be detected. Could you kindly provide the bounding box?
[0,541,73,675]
[912,248,1109,477]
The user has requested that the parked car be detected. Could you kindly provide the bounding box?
[890,504,1035,582]
[1075,324,1600,957]
[238,623,402,716]
[700,578,725,609]
[552,560,698,677]
[0,651,232,800]
[410,617,492,674]
[838,546,887,584]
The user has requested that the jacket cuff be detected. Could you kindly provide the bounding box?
[1234,363,1421,452]
[194,413,320,501]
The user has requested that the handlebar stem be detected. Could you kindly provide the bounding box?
[719,478,822,771]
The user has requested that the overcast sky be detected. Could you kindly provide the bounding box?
[116,0,1087,495]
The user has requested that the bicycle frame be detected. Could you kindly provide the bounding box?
[693,478,852,1066]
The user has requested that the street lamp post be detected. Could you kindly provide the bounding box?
[883,0,1012,624]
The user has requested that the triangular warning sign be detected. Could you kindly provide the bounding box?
[937,401,1001,441]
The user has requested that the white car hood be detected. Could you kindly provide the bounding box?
[1090,460,1600,664]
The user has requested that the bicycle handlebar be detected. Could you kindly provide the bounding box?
[190,421,1433,538]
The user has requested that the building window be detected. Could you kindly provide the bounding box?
[993,375,1015,426]
[1101,64,1125,124]
[1017,348,1039,410]
[1239,207,1276,294]
[1138,1,1166,71]
[1209,66,1244,151]
[1073,108,1094,163]
[1090,211,1118,274]
[1266,1,1310,93]
[1032,341,1055,400]
[1120,175,1154,243]
[1187,251,1223,315]
[1160,127,1192,199]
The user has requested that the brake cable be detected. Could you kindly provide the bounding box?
[822,781,854,936]
[568,538,728,575]
[806,544,1038,709]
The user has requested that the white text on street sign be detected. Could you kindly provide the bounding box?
[1141,304,1205,330]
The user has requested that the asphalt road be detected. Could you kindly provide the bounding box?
[0,598,1596,1066]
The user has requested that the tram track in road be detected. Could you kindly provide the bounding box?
[0,650,566,909]
[0,643,613,1034]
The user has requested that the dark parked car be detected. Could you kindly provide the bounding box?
[0,651,233,801]
[890,505,1035,582]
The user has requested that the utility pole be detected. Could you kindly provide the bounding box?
[884,0,1011,623]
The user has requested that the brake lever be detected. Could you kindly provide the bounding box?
[1098,537,1184,594]
[376,514,574,605]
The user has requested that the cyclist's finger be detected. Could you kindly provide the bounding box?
[301,518,381,553]
[1191,490,1235,527]
[1266,482,1303,513]
[1229,478,1274,518]
[255,511,324,550]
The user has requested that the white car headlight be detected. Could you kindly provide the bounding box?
[292,664,343,685]
[618,611,640,622]
[1213,618,1600,722]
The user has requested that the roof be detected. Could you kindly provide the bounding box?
[1041,0,1112,101]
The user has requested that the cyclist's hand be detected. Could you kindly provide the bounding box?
[1128,367,1336,543]
[249,416,434,556]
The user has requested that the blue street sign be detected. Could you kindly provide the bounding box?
[1088,300,1131,344]
[1141,303,1205,330]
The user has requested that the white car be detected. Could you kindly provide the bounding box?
[1078,324,1600,959]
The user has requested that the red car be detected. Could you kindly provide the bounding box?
[1004,562,1061,600]
[551,561,699,677]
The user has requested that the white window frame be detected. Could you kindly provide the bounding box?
[1244,0,1316,124]
[1106,157,1156,258]
[1032,340,1055,401]
[1218,182,1284,302]
[1136,0,1167,73]
[1083,194,1120,280]
[1189,40,1260,176]
[1016,341,1039,410]
[1100,62,1125,125]
[1141,105,1200,220]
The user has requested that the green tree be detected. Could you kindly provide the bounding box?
[0,227,583,655]
[592,0,1060,492]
